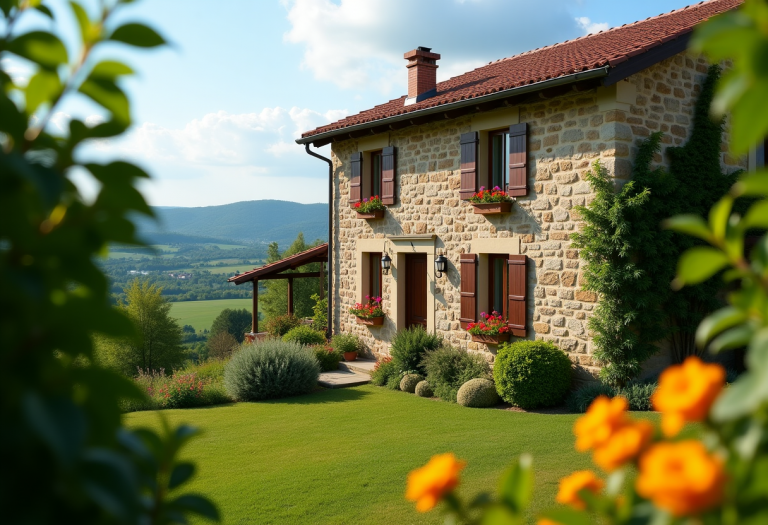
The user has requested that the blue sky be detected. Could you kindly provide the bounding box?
[8,0,700,207]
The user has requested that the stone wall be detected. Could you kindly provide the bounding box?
[329,50,743,378]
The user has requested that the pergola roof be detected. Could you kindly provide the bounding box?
[228,243,328,285]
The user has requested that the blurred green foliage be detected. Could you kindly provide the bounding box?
[0,1,218,522]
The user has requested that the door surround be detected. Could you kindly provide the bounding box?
[388,234,436,333]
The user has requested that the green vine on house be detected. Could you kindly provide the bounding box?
[572,65,739,387]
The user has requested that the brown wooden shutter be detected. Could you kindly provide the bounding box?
[459,253,477,329]
[350,152,362,206]
[459,132,478,200]
[508,123,528,197]
[381,146,396,205]
[507,254,527,337]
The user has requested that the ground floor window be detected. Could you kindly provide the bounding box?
[488,254,508,317]
[368,252,382,299]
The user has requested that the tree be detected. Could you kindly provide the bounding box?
[208,331,239,359]
[260,232,326,322]
[210,308,252,343]
[98,280,185,375]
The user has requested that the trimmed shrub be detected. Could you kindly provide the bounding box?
[400,373,424,393]
[390,326,442,375]
[566,383,616,413]
[619,382,656,411]
[386,373,402,391]
[264,313,301,337]
[423,346,490,402]
[224,340,319,401]
[370,357,397,387]
[283,325,326,346]
[313,345,342,372]
[457,378,500,408]
[332,333,362,355]
[494,341,572,409]
[415,380,433,398]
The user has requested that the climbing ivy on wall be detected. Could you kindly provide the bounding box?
[572,65,739,387]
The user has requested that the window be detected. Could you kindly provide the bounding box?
[488,254,508,318]
[488,130,510,190]
[369,150,382,198]
[368,252,382,299]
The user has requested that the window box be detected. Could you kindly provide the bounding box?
[471,333,509,345]
[356,209,385,220]
[355,315,384,326]
[472,201,512,215]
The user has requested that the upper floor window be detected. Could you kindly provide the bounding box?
[369,150,382,198]
[488,130,510,190]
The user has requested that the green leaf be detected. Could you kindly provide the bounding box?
[711,371,768,422]
[709,195,733,242]
[497,454,533,513]
[733,170,768,197]
[674,247,730,288]
[709,324,755,353]
[168,462,195,490]
[662,214,711,241]
[109,23,166,48]
[6,31,69,70]
[35,5,54,19]
[78,77,130,124]
[538,507,593,525]
[743,200,768,229]
[69,2,90,43]
[25,69,61,116]
[90,60,134,79]
[746,328,768,373]
[168,494,220,521]
[696,306,749,347]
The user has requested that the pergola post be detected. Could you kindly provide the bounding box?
[252,279,258,333]
[287,276,294,315]
[319,262,325,300]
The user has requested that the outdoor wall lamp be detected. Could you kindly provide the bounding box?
[381,253,392,275]
[434,253,448,278]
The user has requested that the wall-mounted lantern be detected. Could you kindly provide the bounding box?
[381,253,392,275]
[434,253,448,278]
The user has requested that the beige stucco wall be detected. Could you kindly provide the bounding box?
[329,50,743,378]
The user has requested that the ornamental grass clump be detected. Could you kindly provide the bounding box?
[390,325,443,375]
[224,340,319,401]
[468,186,512,204]
[422,346,490,402]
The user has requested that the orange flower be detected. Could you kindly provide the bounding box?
[592,419,654,472]
[537,519,562,525]
[652,357,725,437]
[406,453,466,512]
[556,470,604,510]
[636,440,725,517]
[574,395,629,452]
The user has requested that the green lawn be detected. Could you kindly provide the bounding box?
[125,386,657,524]
[170,298,252,331]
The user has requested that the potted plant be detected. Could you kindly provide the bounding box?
[349,296,385,326]
[354,195,386,219]
[467,311,510,344]
[332,333,362,362]
[469,186,513,215]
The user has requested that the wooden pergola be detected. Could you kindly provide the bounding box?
[227,243,328,338]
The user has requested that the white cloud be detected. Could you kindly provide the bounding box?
[283,0,594,94]
[575,16,610,35]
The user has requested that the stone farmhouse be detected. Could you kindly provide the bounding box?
[289,0,761,378]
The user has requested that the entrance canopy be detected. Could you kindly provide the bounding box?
[227,243,328,336]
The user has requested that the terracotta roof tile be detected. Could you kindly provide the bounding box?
[301,0,740,139]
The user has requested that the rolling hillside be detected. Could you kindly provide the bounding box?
[135,200,328,247]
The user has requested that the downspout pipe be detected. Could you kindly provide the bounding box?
[304,143,334,340]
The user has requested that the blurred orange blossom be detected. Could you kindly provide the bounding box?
[406,453,466,512]
[555,470,604,510]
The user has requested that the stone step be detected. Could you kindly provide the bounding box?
[338,358,377,376]
[318,369,371,389]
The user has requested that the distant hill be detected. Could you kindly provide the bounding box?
[135,200,328,247]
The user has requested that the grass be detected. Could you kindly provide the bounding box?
[124,386,661,524]
[170,298,253,331]
[182,263,262,275]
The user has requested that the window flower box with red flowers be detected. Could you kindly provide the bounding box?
[354,195,386,219]
[349,296,385,326]
[469,187,513,215]
[467,311,510,344]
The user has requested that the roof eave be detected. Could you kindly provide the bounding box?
[295,66,610,146]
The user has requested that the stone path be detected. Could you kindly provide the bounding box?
[317,358,377,389]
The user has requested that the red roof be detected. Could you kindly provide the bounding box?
[300,0,740,140]
[228,243,328,284]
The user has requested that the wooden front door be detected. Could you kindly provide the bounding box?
[405,254,428,329]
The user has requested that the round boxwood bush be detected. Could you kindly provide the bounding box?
[493,341,572,409]
[457,378,500,408]
[224,339,320,401]
[400,373,424,393]
[415,380,433,398]
[283,325,326,346]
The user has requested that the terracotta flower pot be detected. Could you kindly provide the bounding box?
[471,333,510,345]
[344,351,358,361]
[356,209,385,219]
[355,315,384,326]
[472,201,512,215]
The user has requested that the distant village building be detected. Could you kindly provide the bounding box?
[168,272,193,279]
[128,270,149,276]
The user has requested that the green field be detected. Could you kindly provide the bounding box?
[186,263,261,275]
[125,386,660,524]
[170,298,253,331]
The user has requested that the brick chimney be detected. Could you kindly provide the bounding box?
[404,46,440,106]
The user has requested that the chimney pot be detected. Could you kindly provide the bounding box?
[404,46,440,106]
